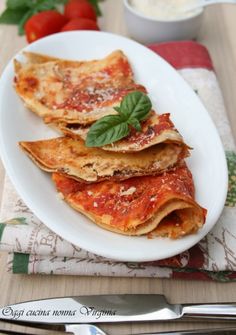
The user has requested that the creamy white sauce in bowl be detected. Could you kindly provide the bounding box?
[129,0,202,21]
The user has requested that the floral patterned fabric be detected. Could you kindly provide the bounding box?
[0,41,235,280]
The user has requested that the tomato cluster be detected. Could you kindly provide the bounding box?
[25,0,100,43]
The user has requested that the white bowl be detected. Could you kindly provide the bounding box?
[123,0,203,44]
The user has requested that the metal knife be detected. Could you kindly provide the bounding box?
[1,294,236,327]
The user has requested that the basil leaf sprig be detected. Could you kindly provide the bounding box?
[85,91,152,148]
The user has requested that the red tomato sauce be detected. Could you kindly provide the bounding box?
[52,164,194,229]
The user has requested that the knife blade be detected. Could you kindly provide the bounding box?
[1,294,236,326]
[66,325,236,335]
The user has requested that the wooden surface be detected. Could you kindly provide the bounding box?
[0,1,236,333]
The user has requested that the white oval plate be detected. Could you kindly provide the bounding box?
[0,31,228,262]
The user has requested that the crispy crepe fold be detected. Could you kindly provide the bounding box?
[19,137,188,183]
[52,164,206,237]
[55,112,185,152]
[14,50,146,125]
[16,49,206,239]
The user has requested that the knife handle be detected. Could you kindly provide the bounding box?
[182,303,236,320]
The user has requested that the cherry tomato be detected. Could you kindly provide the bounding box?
[61,18,100,31]
[64,1,97,21]
[25,11,67,43]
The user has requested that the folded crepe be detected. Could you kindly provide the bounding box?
[52,164,206,237]
[54,112,185,152]
[14,50,146,125]
[19,137,189,183]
